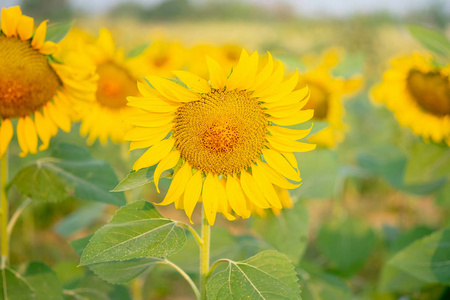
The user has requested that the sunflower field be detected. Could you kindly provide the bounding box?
[0,0,450,299]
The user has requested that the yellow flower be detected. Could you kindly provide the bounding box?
[371,52,450,145]
[126,39,186,79]
[72,28,144,145]
[0,6,97,157]
[126,50,315,225]
[299,48,363,148]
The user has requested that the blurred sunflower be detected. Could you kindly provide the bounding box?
[371,52,450,145]
[127,40,186,79]
[186,43,243,79]
[126,50,315,225]
[0,6,96,157]
[73,28,144,145]
[298,49,362,148]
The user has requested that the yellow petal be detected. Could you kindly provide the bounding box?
[257,71,298,102]
[269,109,314,126]
[268,125,312,141]
[202,173,219,226]
[262,149,301,182]
[145,76,201,102]
[125,123,172,142]
[127,96,180,113]
[17,15,33,40]
[226,49,249,90]
[0,119,13,157]
[127,112,174,128]
[31,20,48,49]
[97,28,115,58]
[266,100,308,119]
[240,170,270,208]
[258,162,301,189]
[225,175,248,217]
[1,6,22,37]
[216,177,236,221]
[137,81,157,97]
[154,150,180,193]
[282,152,299,170]
[263,87,309,109]
[252,60,285,98]
[34,111,51,151]
[248,52,274,91]
[24,116,38,154]
[16,118,28,157]
[183,170,203,223]
[251,165,282,208]
[267,135,316,153]
[132,138,174,171]
[173,70,211,94]
[206,56,226,90]
[39,41,58,55]
[158,163,191,206]
[47,102,71,132]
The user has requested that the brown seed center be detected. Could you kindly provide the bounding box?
[0,35,61,118]
[407,69,450,116]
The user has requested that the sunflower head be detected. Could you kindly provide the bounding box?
[64,28,144,145]
[371,52,450,145]
[298,48,363,148]
[0,6,96,157]
[126,49,316,225]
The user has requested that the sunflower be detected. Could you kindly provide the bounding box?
[72,28,144,145]
[371,52,450,145]
[298,48,362,148]
[126,39,186,79]
[0,6,97,157]
[126,50,315,225]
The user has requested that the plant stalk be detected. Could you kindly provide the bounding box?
[0,150,8,269]
[200,206,210,300]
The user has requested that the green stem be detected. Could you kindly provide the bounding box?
[175,221,203,247]
[158,259,200,300]
[7,198,31,237]
[200,206,210,300]
[0,150,8,269]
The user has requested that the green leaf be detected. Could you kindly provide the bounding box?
[207,250,301,300]
[45,22,73,43]
[0,267,34,300]
[80,201,186,265]
[407,25,450,63]
[388,226,434,256]
[21,262,63,300]
[88,258,162,284]
[65,273,132,300]
[112,166,171,192]
[358,144,445,195]
[404,143,450,185]
[126,43,149,58]
[10,143,126,206]
[379,228,450,292]
[292,148,339,199]
[298,264,352,300]
[252,201,309,265]
[55,203,105,237]
[317,218,377,276]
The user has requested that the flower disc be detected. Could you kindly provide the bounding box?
[0,35,60,118]
[173,89,267,175]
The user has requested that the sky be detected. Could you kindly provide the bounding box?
[2,0,449,17]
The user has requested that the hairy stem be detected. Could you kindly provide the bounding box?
[158,259,200,300]
[200,206,210,300]
[0,150,8,269]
